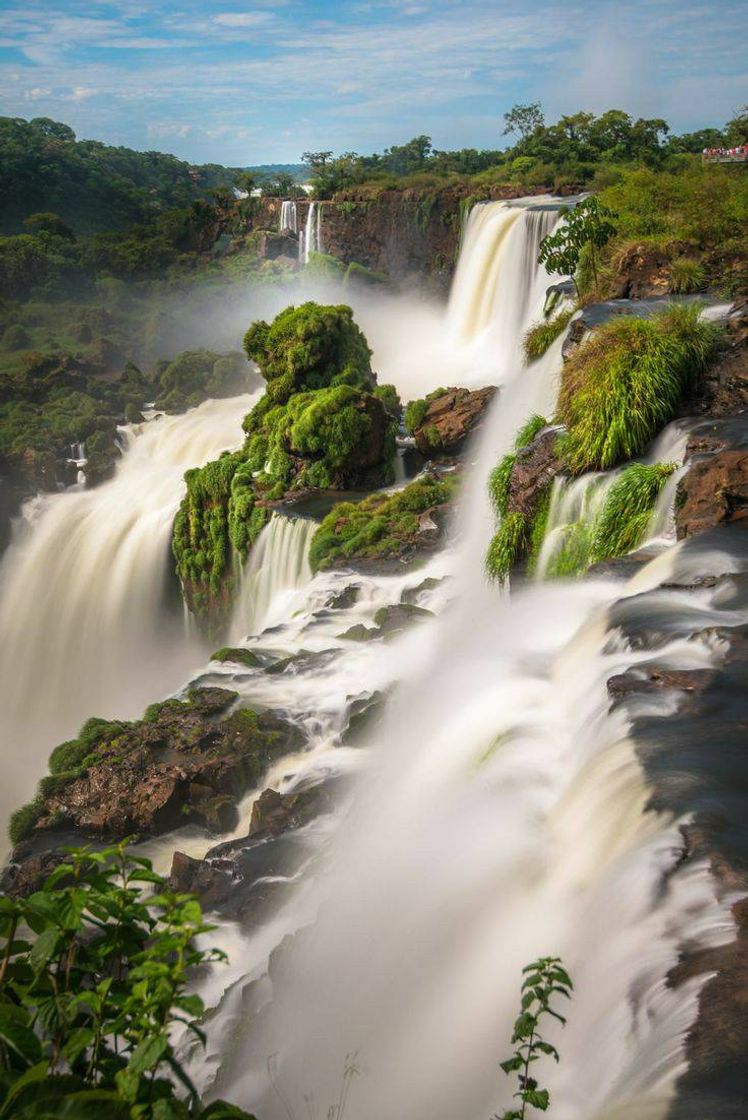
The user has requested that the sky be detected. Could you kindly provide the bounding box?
[0,0,746,165]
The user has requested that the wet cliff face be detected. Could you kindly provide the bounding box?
[253,184,558,294]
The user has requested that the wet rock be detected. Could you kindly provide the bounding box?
[400,576,444,605]
[507,427,564,519]
[324,585,361,610]
[372,602,434,636]
[342,691,387,746]
[210,647,264,669]
[607,667,716,710]
[685,299,748,417]
[676,450,748,539]
[249,782,337,839]
[410,387,497,457]
[338,623,378,642]
[24,695,303,844]
[264,648,339,675]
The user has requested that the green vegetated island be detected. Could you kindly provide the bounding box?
[1,102,748,1119]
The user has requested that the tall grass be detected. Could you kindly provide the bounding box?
[590,462,676,562]
[523,308,574,361]
[557,303,721,474]
[485,511,528,581]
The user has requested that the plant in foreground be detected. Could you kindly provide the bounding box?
[0,841,254,1120]
[495,957,573,1119]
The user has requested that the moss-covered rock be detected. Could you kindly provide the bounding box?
[8,687,303,847]
[309,473,458,573]
[211,646,264,668]
[173,303,397,633]
[404,386,496,457]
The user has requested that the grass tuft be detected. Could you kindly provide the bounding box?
[485,511,528,582]
[557,303,721,474]
[668,257,706,294]
[523,309,574,361]
[590,462,676,563]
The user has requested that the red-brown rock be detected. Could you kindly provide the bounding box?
[411,386,497,457]
[676,450,748,539]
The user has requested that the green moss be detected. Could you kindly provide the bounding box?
[48,738,92,775]
[485,511,528,581]
[544,520,595,579]
[523,308,574,361]
[8,799,44,846]
[211,646,263,668]
[344,261,390,289]
[590,462,676,563]
[404,398,429,433]
[373,383,401,419]
[558,304,722,474]
[309,474,458,571]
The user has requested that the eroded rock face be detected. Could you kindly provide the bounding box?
[676,450,748,539]
[607,241,685,299]
[687,299,748,417]
[506,427,564,519]
[29,689,303,842]
[411,387,497,457]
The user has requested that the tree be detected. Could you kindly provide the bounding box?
[538,197,616,293]
[259,171,299,198]
[301,151,334,174]
[23,212,76,241]
[503,103,544,140]
[725,105,748,146]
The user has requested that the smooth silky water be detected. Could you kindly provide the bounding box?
[0,199,738,1119]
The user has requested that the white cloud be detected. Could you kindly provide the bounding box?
[212,12,275,27]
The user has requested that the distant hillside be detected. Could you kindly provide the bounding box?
[0,116,244,235]
[245,163,308,182]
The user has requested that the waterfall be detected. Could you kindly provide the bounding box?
[191,202,732,1120]
[279,201,298,233]
[0,393,256,825]
[230,513,316,641]
[301,202,322,264]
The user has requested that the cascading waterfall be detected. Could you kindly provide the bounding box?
[230,513,316,641]
[301,201,322,264]
[181,202,732,1120]
[279,201,298,234]
[0,393,256,824]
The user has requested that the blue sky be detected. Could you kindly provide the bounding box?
[0,0,746,164]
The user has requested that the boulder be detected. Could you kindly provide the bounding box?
[411,387,497,457]
[506,427,564,519]
[676,451,748,539]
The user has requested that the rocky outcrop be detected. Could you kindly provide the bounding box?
[409,387,497,457]
[686,298,748,417]
[506,427,564,519]
[11,687,304,848]
[676,450,748,538]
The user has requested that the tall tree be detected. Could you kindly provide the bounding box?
[503,103,544,140]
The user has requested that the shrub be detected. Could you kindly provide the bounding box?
[373,382,401,419]
[590,462,676,563]
[523,308,574,361]
[668,256,706,294]
[485,511,528,581]
[0,842,256,1119]
[557,304,721,474]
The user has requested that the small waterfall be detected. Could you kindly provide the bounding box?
[279,201,298,233]
[535,472,617,580]
[0,394,256,825]
[68,441,87,466]
[301,202,322,264]
[230,513,316,640]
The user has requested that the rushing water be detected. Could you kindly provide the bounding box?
[0,394,256,821]
[279,201,298,234]
[0,197,737,1118]
[301,202,322,264]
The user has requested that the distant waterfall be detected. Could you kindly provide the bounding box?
[279,201,298,233]
[301,202,322,264]
[230,513,315,640]
[0,394,256,825]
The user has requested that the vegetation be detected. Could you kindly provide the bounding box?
[173,304,396,631]
[0,841,255,1119]
[591,463,676,564]
[557,304,722,474]
[485,512,528,583]
[485,417,551,581]
[523,310,574,361]
[309,474,458,571]
[538,198,616,295]
[496,957,572,1119]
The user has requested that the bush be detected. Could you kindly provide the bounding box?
[0,842,256,1120]
[523,308,574,361]
[668,256,706,294]
[590,462,676,562]
[557,304,721,473]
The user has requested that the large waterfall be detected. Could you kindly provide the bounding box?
[169,201,728,1120]
[0,394,256,822]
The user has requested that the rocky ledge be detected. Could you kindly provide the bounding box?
[407,386,497,458]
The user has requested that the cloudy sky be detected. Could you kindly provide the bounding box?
[0,0,746,164]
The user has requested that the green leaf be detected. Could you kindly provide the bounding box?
[523,1088,550,1110]
[0,1010,42,1066]
[0,1060,48,1115]
[198,1104,259,1120]
[28,926,60,972]
[127,1032,169,1075]
[499,1056,523,1075]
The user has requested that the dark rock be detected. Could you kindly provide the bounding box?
[372,602,434,636]
[684,300,748,418]
[324,585,361,610]
[676,450,748,539]
[338,623,378,642]
[400,576,444,605]
[507,427,564,519]
[607,667,716,710]
[249,782,337,839]
[264,648,339,675]
[342,691,387,746]
[210,647,264,669]
[411,387,497,457]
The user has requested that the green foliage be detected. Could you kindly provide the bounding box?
[496,957,572,1119]
[668,257,706,294]
[403,388,449,435]
[0,842,256,1120]
[558,304,722,473]
[485,512,528,582]
[523,309,574,361]
[590,463,676,563]
[543,520,595,581]
[2,324,29,350]
[8,801,45,847]
[309,474,457,571]
[242,302,373,404]
[503,103,545,140]
[538,198,616,292]
[487,417,549,522]
[373,383,401,419]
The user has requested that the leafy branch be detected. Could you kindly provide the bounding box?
[495,957,573,1119]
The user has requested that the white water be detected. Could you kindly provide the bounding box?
[279,201,298,234]
[230,513,316,641]
[301,202,322,264]
[0,394,257,821]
